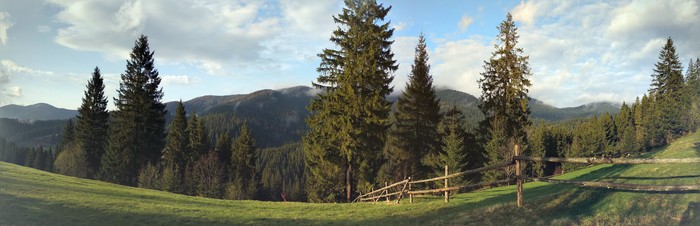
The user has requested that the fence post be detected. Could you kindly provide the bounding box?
[409,181,413,203]
[385,182,389,203]
[515,143,523,208]
[444,165,449,203]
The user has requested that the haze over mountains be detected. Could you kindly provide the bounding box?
[0,86,620,147]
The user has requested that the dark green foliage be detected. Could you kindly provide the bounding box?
[187,115,209,164]
[686,58,700,130]
[0,118,65,147]
[161,101,188,193]
[304,0,397,203]
[385,34,441,181]
[101,35,166,185]
[75,67,110,178]
[433,107,473,187]
[229,121,258,200]
[615,102,636,153]
[214,131,232,169]
[649,38,687,142]
[257,143,306,201]
[599,112,617,155]
[478,13,531,181]
[59,119,75,152]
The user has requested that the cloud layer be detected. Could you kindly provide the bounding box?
[429,0,700,107]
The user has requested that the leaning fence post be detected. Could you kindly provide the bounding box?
[444,165,449,203]
[515,143,523,208]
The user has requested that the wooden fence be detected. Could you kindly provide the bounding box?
[355,144,700,207]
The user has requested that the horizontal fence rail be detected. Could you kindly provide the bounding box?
[513,156,700,164]
[410,160,514,184]
[407,179,514,195]
[524,176,700,192]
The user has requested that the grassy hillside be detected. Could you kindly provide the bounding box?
[2,133,699,225]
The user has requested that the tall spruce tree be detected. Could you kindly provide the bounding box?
[478,13,531,181]
[75,67,110,178]
[100,35,166,185]
[386,34,441,180]
[650,38,685,142]
[303,0,397,203]
[230,121,257,199]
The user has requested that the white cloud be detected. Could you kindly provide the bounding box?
[0,11,12,46]
[48,0,283,75]
[511,1,537,26]
[0,60,54,76]
[162,75,197,86]
[431,36,492,96]
[6,86,21,97]
[458,15,473,32]
[393,22,408,32]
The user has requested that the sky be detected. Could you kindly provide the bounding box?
[0,0,699,110]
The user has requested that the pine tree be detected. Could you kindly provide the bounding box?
[303,0,397,203]
[478,13,532,181]
[386,34,441,180]
[101,35,166,185]
[187,114,209,164]
[75,67,110,178]
[435,107,470,187]
[599,112,617,155]
[614,102,636,154]
[59,119,75,152]
[229,121,258,200]
[162,101,188,192]
[650,38,685,141]
[215,131,232,168]
[632,97,647,152]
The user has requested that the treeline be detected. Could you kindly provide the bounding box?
[0,137,55,172]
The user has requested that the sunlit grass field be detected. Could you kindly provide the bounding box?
[1,133,699,225]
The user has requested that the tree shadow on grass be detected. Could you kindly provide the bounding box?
[681,202,700,226]
[693,142,700,156]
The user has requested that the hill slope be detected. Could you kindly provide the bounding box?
[2,132,698,225]
[0,103,77,121]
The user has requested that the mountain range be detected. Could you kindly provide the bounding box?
[0,86,620,147]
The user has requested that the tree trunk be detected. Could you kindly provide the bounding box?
[346,162,353,203]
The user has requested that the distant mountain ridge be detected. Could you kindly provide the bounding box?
[2,86,620,148]
[0,103,77,121]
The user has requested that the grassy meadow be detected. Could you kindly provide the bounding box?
[1,132,699,225]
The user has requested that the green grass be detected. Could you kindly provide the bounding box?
[2,133,700,225]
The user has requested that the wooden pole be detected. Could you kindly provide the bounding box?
[409,180,413,203]
[385,182,389,203]
[515,143,523,208]
[444,165,449,203]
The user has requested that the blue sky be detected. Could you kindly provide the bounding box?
[0,0,699,110]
